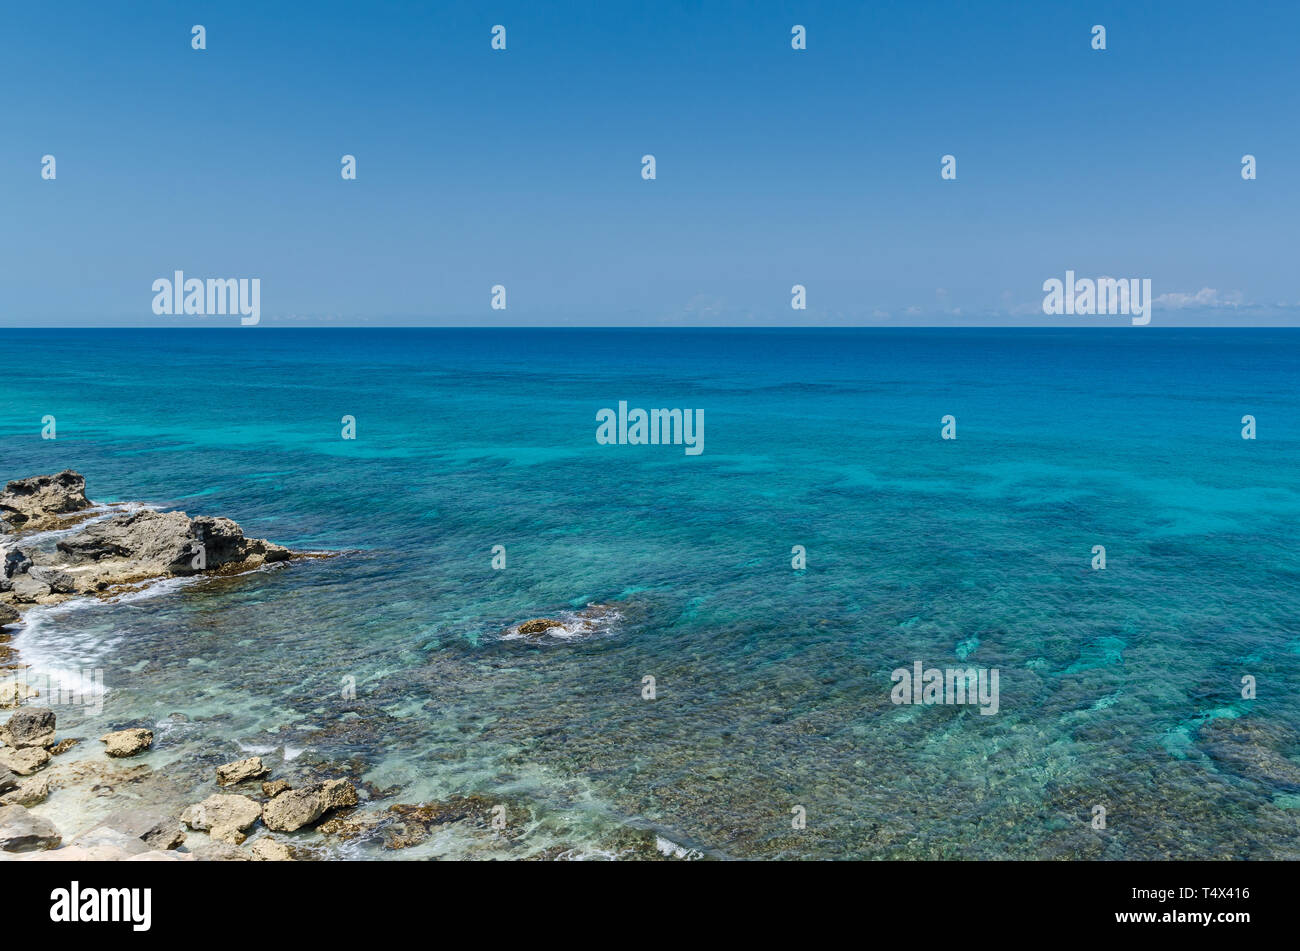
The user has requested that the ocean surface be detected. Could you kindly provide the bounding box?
[2,328,1298,859]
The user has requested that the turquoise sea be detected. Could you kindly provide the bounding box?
[2,328,1298,858]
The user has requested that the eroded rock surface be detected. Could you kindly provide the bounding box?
[261,779,358,832]
[100,728,154,758]
[181,793,263,844]
[0,471,90,532]
[216,756,268,786]
[2,708,56,749]
[0,472,302,622]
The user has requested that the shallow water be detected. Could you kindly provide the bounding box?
[2,328,1298,858]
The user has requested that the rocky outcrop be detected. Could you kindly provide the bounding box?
[55,511,291,584]
[516,618,565,637]
[262,779,358,832]
[0,471,90,532]
[505,603,624,640]
[0,472,302,621]
[181,793,263,844]
[100,728,154,757]
[2,708,57,749]
[216,756,268,786]
[0,803,61,852]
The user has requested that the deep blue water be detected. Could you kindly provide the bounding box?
[2,328,1298,858]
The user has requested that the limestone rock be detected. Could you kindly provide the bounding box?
[250,837,294,861]
[56,510,291,587]
[5,575,52,604]
[188,840,253,861]
[261,780,291,798]
[181,793,262,845]
[0,471,90,532]
[261,787,325,832]
[100,727,153,757]
[0,746,51,775]
[0,803,61,852]
[216,756,268,786]
[69,825,150,857]
[102,806,186,850]
[262,779,358,832]
[25,566,76,594]
[2,707,56,749]
[0,773,52,807]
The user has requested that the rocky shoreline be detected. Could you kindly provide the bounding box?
[0,471,360,860]
[0,471,694,861]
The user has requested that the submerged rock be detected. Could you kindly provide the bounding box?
[0,803,61,852]
[0,471,90,532]
[382,795,499,850]
[216,756,269,786]
[100,728,154,758]
[1199,718,1300,790]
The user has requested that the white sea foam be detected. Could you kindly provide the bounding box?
[499,603,625,642]
[8,501,157,549]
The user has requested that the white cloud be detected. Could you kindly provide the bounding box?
[1153,287,1244,310]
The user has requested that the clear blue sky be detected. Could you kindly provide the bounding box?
[2,0,1296,326]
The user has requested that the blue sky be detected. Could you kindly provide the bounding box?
[1,0,1296,326]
